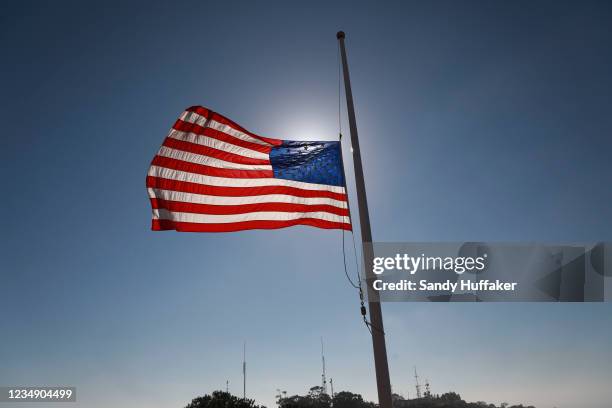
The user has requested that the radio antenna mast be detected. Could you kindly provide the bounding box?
[321,337,328,395]
[243,341,246,400]
[414,367,422,399]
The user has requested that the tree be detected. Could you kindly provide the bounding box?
[278,387,330,408]
[188,388,537,408]
[439,392,462,402]
[332,391,376,408]
[308,387,324,400]
[185,391,266,408]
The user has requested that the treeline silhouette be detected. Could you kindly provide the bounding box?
[185,387,535,408]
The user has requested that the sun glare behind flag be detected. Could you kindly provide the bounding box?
[146,106,351,232]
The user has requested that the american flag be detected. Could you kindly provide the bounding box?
[146,106,351,232]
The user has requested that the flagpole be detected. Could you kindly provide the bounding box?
[336,31,393,408]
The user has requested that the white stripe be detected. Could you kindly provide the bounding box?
[181,111,273,147]
[157,146,272,171]
[148,188,348,209]
[153,208,350,225]
[148,166,347,194]
[167,129,269,161]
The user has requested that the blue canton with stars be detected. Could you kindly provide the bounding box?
[269,141,345,187]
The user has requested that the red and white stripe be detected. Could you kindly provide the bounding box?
[147,106,352,232]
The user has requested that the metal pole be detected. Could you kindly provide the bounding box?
[336,30,393,408]
[321,337,327,395]
[243,341,246,400]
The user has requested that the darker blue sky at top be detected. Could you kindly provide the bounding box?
[1,1,612,408]
[3,0,612,241]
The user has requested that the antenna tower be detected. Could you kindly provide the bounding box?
[414,367,422,399]
[243,341,246,400]
[321,337,328,395]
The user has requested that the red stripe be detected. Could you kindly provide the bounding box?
[150,198,349,216]
[152,218,351,232]
[147,176,348,201]
[173,120,272,154]
[162,137,270,166]
[151,156,273,179]
[185,106,283,146]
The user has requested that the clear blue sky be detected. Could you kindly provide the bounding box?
[2,1,612,408]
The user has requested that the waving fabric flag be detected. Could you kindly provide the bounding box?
[146,106,351,232]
